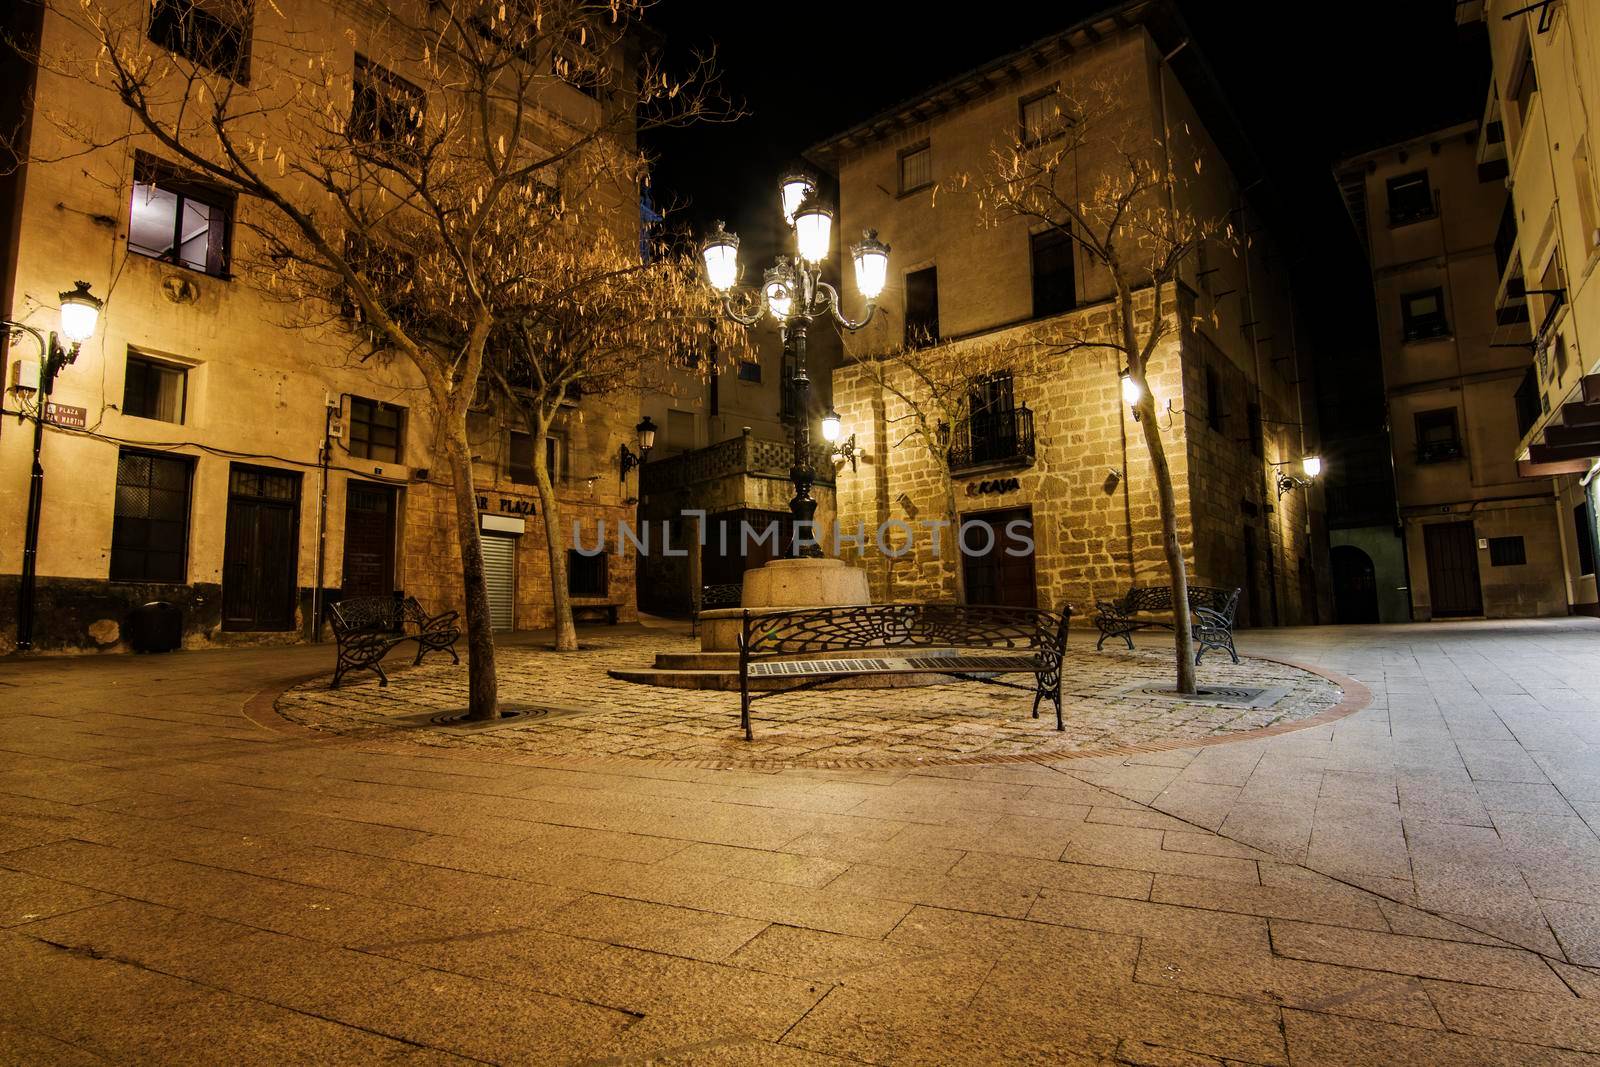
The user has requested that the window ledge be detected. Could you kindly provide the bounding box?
[1388,212,1439,229]
[128,248,232,282]
[897,182,935,200]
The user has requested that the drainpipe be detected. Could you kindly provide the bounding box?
[310,400,332,641]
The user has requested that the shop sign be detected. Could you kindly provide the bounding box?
[965,477,1020,497]
[476,495,536,516]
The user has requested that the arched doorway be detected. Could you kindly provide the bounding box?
[1330,545,1379,624]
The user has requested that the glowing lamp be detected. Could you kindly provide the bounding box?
[58,281,102,344]
[851,230,890,300]
[793,197,834,263]
[700,222,740,291]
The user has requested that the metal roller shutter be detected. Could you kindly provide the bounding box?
[481,533,517,632]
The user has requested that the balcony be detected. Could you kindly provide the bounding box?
[1416,439,1465,464]
[948,406,1036,473]
[640,432,833,495]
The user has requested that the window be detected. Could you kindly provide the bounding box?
[568,549,607,597]
[123,353,187,424]
[348,397,403,462]
[1577,502,1597,577]
[340,235,418,322]
[129,153,233,277]
[111,449,192,583]
[1029,229,1075,318]
[547,434,565,481]
[509,431,535,485]
[509,431,563,485]
[666,409,695,452]
[148,0,251,82]
[737,360,762,383]
[905,266,939,348]
[1488,536,1527,567]
[899,142,931,195]
[1247,402,1263,458]
[1387,171,1434,226]
[1511,41,1538,130]
[1415,408,1463,463]
[551,28,608,98]
[1401,288,1449,341]
[352,56,425,154]
[1205,366,1224,432]
[1019,87,1065,145]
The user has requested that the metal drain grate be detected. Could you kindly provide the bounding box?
[1102,682,1290,709]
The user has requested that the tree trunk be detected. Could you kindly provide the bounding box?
[531,436,578,653]
[940,464,966,604]
[1134,392,1197,694]
[444,422,501,718]
[1120,280,1197,694]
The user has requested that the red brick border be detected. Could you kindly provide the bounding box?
[249,654,1372,772]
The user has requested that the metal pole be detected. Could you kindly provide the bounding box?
[787,318,820,558]
[16,339,62,651]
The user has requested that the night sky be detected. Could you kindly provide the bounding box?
[639,1,1491,436]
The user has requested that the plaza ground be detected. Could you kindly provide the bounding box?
[3,618,1600,1063]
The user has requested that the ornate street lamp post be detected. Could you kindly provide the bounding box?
[701,173,888,556]
[5,281,104,651]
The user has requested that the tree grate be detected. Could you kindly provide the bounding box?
[1101,682,1290,709]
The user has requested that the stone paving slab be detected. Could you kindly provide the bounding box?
[2,620,1600,1062]
[273,635,1350,768]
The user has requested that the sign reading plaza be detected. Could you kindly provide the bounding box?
[573,512,1034,560]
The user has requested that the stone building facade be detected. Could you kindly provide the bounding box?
[813,3,1327,625]
[0,0,644,652]
[1336,118,1571,620]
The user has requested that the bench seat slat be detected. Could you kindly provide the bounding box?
[747,653,1040,678]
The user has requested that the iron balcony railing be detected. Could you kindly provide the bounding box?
[948,406,1036,473]
[1416,439,1465,464]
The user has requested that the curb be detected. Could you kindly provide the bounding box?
[250,651,1372,772]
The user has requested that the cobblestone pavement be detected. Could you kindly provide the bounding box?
[3,618,1600,1064]
[273,635,1349,767]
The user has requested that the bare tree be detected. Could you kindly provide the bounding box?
[975,84,1230,694]
[851,333,1046,602]
[485,221,739,651]
[18,0,729,716]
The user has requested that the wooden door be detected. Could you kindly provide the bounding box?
[341,482,396,597]
[960,506,1037,608]
[1424,522,1483,617]
[221,465,301,631]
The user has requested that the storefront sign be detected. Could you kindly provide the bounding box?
[476,495,536,516]
[965,477,1020,497]
[46,403,87,429]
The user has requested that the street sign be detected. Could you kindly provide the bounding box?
[45,403,88,428]
[45,403,87,429]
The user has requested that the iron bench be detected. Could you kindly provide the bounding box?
[1092,585,1240,664]
[691,582,743,636]
[571,601,621,625]
[737,603,1072,741]
[328,593,461,688]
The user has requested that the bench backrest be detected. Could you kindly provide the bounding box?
[740,604,1071,661]
[329,595,405,636]
[1124,585,1239,618]
[700,583,743,611]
